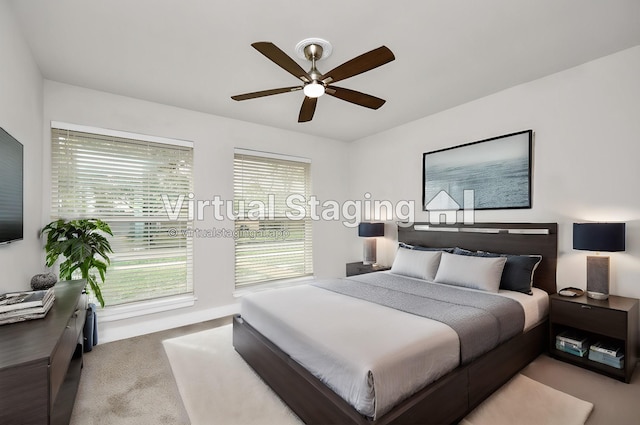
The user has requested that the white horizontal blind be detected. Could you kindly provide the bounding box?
[51,127,194,306]
[234,151,313,286]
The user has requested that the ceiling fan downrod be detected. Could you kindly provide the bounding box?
[302,43,325,97]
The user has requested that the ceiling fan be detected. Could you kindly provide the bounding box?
[231,38,395,122]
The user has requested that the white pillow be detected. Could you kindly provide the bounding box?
[434,252,507,292]
[390,247,442,281]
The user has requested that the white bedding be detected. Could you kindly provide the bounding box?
[240,274,548,419]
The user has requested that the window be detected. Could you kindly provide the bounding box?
[51,123,193,306]
[233,149,313,287]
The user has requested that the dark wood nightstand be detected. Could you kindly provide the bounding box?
[549,293,638,383]
[346,262,391,277]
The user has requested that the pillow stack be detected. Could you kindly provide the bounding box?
[389,243,542,295]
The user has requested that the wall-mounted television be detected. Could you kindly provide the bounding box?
[0,127,24,244]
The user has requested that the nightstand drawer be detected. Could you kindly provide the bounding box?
[551,299,626,339]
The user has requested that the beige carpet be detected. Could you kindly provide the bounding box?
[163,325,593,425]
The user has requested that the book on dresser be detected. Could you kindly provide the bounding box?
[0,288,54,312]
[0,288,55,325]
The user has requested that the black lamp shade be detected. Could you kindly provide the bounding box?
[358,222,384,238]
[573,223,625,252]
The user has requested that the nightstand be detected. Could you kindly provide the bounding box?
[346,262,391,277]
[549,293,638,382]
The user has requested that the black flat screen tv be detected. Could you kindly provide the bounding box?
[0,127,24,244]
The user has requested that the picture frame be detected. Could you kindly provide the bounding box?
[423,130,533,211]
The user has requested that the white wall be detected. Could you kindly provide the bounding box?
[348,45,640,302]
[42,81,351,341]
[8,0,640,339]
[0,1,44,292]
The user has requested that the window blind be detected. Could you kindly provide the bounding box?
[51,126,194,306]
[234,151,313,286]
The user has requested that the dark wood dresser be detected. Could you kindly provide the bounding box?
[0,280,86,425]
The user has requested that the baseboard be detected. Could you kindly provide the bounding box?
[97,303,240,344]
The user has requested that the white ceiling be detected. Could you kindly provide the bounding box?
[10,0,640,142]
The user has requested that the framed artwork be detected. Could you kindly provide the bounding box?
[423,130,532,211]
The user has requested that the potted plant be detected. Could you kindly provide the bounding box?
[41,218,113,307]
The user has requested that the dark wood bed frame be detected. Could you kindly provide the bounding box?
[233,222,558,424]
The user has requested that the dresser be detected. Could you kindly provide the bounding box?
[0,280,86,424]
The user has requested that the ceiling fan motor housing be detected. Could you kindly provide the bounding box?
[295,37,333,61]
[303,44,323,61]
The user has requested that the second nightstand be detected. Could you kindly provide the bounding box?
[549,293,638,383]
[346,262,391,277]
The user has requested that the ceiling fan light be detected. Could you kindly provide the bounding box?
[303,82,325,98]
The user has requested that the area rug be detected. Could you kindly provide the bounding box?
[162,325,303,425]
[460,373,593,425]
[164,325,593,425]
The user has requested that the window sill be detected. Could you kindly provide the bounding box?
[97,294,197,322]
[233,276,314,298]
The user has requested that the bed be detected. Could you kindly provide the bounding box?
[233,222,558,424]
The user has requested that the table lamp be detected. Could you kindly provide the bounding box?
[573,222,625,300]
[358,222,384,265]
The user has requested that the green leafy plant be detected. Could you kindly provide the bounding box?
[41,219,113,308]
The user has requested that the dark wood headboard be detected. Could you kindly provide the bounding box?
[397,222,558,294]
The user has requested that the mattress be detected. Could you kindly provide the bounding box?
[240,272,548,419]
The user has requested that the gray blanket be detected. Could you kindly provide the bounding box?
[312,272,525,363]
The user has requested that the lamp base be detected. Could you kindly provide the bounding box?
[363,238,377,265]
[586,256,610,300]
[587,291,609,300]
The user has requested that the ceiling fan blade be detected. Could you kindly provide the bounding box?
[298,97,317,122]
[326,86,386,109]
[320,46,395,84]
[231,86,302,101]
[252,42,312,83]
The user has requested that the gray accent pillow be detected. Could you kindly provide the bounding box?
[434,252,507,292]
[452,247,476,256]
[452,247,542,295]
[390,247,442,281]
[398,242,454,253]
